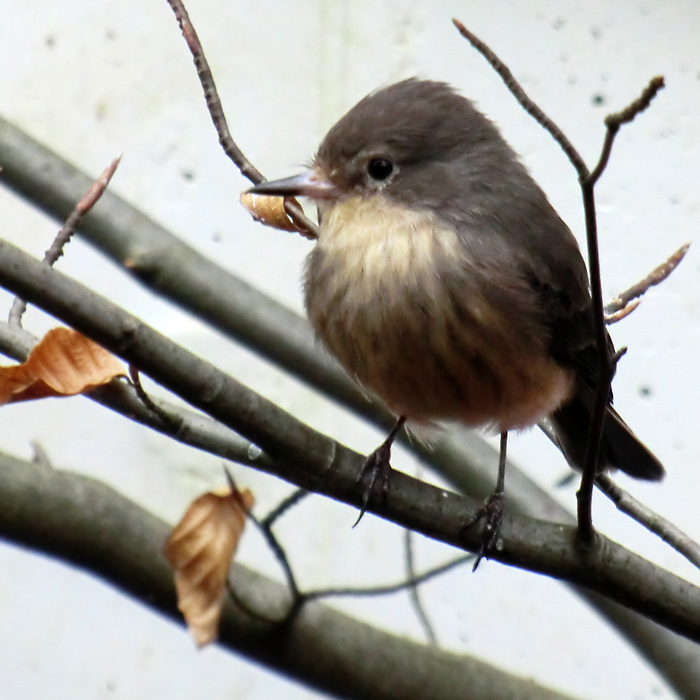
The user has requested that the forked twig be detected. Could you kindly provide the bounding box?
[575,78,666,536]
[453,18,666,542]
[590,77,665,185]
[223,468,301,603]
[222,469,472,623]
[605,243,689,323]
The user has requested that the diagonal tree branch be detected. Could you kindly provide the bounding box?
[1,239,700,647]
[596,474,700,569]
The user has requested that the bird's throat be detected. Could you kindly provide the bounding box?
[314,194,462,299]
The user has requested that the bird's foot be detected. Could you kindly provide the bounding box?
[352,440,393,527]
[463,491,505,571]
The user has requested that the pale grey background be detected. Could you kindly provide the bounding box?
[0,1,697,699]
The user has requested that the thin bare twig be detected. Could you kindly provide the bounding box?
[589,77,665,186]
[608,77,667,128]
[165,0,319,239]
[605,300,640,325]
[452,18,588,175]
[222,473,304,625]
[165,0,262,183]
[304,554,474,602]
[404,527,438,645]
[262,488,310,528]
[596,474,700,570]
[575,180,610,542]
[223,468,301,603]
[605,243,689,320]
[128,365,184,432]
[8,155,121,326]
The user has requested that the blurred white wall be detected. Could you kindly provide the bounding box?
[0,1,698,698]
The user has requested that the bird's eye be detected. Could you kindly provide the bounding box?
[367,157,394,182]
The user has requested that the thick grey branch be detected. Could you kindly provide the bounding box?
[0,449,581,700]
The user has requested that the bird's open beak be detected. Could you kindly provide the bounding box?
[247,168,338,200]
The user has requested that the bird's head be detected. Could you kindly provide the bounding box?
[247,78,506,216]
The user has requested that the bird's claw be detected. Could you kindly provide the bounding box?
[463,491,505,571]
[352,442,393,527]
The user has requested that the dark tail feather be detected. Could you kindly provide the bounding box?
[550,395,665,481]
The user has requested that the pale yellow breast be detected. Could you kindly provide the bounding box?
[315,194,462,301]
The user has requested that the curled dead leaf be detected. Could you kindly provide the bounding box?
[164,486,254,648]
[0,327,125,405]
[240,192,302,233]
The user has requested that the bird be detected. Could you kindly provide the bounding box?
[246,78,664,553]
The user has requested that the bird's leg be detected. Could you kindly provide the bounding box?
[353,415,407,527]
[464,431,508,570]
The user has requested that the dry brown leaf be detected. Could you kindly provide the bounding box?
[240,192,301,233]
[0,327,125,405]
[164,486,254,648]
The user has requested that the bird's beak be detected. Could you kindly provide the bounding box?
[247,168,338,200]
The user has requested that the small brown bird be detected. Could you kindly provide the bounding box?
[248,79,663,541]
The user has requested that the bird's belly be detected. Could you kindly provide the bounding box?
[315,306,572,430]
[304,196,574,431]
[306,266,573,432]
